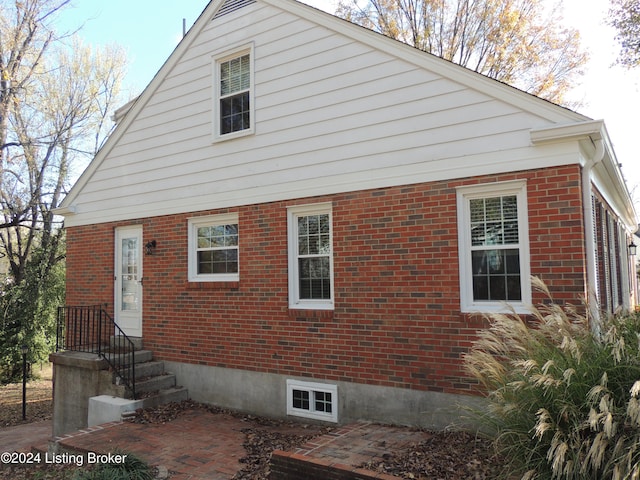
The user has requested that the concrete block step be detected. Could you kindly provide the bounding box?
[135,373,177,394]
[88,395,143,427]
[140,386,189,409]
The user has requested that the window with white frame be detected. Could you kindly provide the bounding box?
[456,181,531,313]
[286,379,338,422]
[188,214,239,282]
[287,203,334,310]
[213,44,254,140]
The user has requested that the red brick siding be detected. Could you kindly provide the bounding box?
[65,166,586,396]
[66,223,116,307]
[526,165,586,303]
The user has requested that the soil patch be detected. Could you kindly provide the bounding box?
[0,363,53,428]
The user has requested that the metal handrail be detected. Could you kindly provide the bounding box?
[56,305,136,399]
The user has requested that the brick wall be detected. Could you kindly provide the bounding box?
[65,165,586,396]
[270,450,399,480]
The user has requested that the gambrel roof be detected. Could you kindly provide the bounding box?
[56,0,636,229]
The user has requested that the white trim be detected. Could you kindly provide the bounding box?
[286,379,338,423]
[287,203,334,310]
[212,42,255,143]
[456,180,531,314]
[530,119,607,145]
[188,213,240,282]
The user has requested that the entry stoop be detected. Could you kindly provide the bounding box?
[51,306,192,438]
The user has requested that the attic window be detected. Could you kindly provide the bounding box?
[213,44,254,141]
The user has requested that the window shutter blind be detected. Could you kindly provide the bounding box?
[592,195,601,308]
[609,215,619,309]
[601,206,611,313]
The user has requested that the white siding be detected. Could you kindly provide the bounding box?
[65,2,582,226]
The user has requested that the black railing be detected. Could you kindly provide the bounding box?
[56,305,136,399]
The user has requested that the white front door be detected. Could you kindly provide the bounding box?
[115,226,143,337]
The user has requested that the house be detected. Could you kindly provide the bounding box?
[54,0,637,428]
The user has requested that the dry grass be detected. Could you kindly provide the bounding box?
[0,362,53,427]
[465,280,640,480]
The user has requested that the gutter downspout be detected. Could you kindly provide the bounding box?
[583,138,605,330]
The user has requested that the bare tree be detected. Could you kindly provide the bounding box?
[335,0,588,106]
[609,0,640,68]
[0,0,128,378]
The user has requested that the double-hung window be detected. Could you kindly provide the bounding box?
[457,181,531,313]
[188,214,239,282]
[287,203,334,310]
[213,44,254,141]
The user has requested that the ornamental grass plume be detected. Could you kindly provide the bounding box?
[465,277,640,480]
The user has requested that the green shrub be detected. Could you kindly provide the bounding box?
[465,278,640,480]
[73,451,152,480]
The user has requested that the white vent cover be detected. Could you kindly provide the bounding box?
[213,0,257,19]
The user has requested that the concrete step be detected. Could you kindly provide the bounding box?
[103,349,153,366]
[110,335,143,351]
[111,360,165,384]
[60,388,190,437]
[140,386,189,409]
[134,373,177,395]
[129,360,165,380]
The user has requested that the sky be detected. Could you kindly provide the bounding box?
[55,0,640,211]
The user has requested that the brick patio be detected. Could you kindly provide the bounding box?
[52,410,255,479]
[19,408,431,479]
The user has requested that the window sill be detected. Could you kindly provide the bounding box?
[212,127,254,144]
[287,308,334,319]
[461,302,532,315]
[186,281,240,290]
